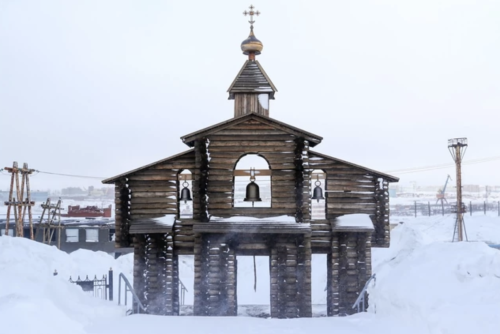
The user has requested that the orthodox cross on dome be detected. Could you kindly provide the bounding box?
[240,5,263,59]
[243,5,260,28]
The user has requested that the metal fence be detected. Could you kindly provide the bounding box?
[391,201,500,217]
[69,268,114,301]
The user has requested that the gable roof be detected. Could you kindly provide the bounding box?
[309,151,399,182]
[227,60,277,99]
[102,149,194,184]
[180,113,323,147]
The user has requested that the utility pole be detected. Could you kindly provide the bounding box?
[448,138,468,242]
[37,198,63,248]
[3,162,36,238]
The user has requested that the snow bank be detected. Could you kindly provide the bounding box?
[371,221,500,333]
[0,236,129,334]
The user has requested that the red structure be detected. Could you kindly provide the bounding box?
[62,205,112,218]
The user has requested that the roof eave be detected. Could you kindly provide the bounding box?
[309,150,399,182]
[102,149,195,184]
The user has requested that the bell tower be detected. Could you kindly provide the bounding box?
[227,5,277,117]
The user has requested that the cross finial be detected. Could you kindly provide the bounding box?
[243,5,260,27]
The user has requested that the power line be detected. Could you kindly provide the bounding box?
[4,154,500,180]
[386,155,500,175]
[35,170,106,180]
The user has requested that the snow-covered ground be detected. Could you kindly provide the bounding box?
[1,214,500,334]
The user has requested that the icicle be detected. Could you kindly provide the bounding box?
[253,255,257,292]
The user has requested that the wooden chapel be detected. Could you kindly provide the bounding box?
[102,7,398,319]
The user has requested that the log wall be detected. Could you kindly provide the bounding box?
[234,93,269,117]
[193,234,237,316]
[206,119,300,218]
[133,234,147,309]
[269,235,312,318]
[140,233,180,315]
[194,139,209,222]
[113,151,195,237]
[115,180,131,247]
[373,179,390,247]
[327,231,372,316]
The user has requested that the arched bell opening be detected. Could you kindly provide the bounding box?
[311,169,326,220]
[233,154,271,208]
[178,170,193,219]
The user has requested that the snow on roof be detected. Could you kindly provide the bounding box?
[333,214,374,231]
[210,215,296,223]
[155,214,176,227]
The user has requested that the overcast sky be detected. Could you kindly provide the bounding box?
[1,0,499,191]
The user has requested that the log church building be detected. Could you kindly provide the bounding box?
[103,6,398,318]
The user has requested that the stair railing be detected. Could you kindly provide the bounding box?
[118,273,146,314]
[352,273,376,313]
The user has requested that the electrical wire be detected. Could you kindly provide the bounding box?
[386,155,500,175]
[3,154,500,180]
[35,170,106,180]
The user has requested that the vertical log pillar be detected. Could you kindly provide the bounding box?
[270,235,311,319]
[337,232,348,316]
[297,236,312,317]
[116,179,131,247]
[193,233,207,316]
[207,236,222,316]
[165,233,179,315]
[301,140,311,221]
[327,233,340,316]
[328,232,372,316]
[294,138,305,222]
[223,243,237,315]
[270,243,278,317]
[194,139,209,222]
[373,179,390,247]
[194,234,236,316]
[345,233,359,315]
[133,234,147,310]
[144,234,167,315]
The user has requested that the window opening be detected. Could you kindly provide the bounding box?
[109,228,116,242]
[66,228,79,242]
[311,169,326,220]
[85,228,99,242]
[179,170,193,219]
[1,228,14,236]
[234,155,271,208]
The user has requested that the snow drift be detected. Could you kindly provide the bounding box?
[0,236,128,334]
[371,219,500,333]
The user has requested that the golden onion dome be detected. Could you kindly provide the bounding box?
[241,27,263,55]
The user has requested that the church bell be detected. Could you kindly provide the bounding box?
[311,178,325,203]
[244,168,262,204]
[180,181,192,204]
[244,181,262,202]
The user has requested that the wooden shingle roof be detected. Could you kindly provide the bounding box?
[309,151,399,182]
[180,113,323,147]
[101,149,194,184]
[227,60,277,99]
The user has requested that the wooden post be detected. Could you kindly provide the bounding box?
[4,162,35,238]
[414,201,417,217]
[133,234,147,311]
[428,202,431,216]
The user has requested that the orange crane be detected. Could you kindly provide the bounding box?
[436,175,452,205]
